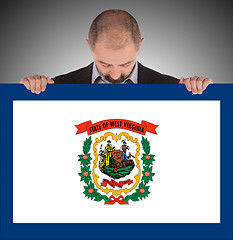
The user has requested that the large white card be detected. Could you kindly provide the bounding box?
[13,100,220,223]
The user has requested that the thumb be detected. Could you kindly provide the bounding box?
[179,77,184,84]
[47,77,55,84]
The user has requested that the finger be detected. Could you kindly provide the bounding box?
[183,77,192,91]
[202,78,213,91]
[27,75,36,93]
[41,75,48,92]
[179,77,184,84]
[196,77,205,94]
[20,77,31,90]
[190,76,198,95]
[47,77,54,84]
[33,74,42,94]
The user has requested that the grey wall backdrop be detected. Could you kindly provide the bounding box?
[1,0,232,83]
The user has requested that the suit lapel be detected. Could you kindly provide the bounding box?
[138,62,152,84]
[74,63,93,84]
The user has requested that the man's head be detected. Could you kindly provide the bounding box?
[86,9,144,83]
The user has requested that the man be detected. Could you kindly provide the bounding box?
[20,9,213,94]
[103,140,113,167]
[121,140,129,162]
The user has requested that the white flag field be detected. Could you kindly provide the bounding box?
[13,100,220,223]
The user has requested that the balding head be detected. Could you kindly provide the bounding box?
[88,9,141,50]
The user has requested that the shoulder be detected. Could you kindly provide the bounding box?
[52,63,93,84]
[138,62,179,84]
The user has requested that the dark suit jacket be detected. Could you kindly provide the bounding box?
[52,62,179,84]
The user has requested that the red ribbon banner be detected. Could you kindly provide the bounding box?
[101,179,133,188]
[75,119,158,135]
[105,195,128,205]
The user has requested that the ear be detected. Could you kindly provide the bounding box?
[85,39,91,49]
[140,38,145,48]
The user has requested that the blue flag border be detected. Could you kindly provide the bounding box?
[0,84,232,240]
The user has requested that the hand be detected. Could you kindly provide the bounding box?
[179,76,213,95]
[20,74,54,94]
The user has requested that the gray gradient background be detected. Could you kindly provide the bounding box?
[1,0,232,83]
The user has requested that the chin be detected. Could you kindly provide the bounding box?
[104,75,127,84]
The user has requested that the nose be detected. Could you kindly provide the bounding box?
[110,67,121,80]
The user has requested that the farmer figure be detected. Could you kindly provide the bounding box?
[121,140,129,162]
[104,140,113,166]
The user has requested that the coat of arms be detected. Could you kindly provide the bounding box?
[75,119,158,205]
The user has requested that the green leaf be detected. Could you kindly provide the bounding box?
[136,182,150,200]
[123,181,152,202]
[142,176,149,184]
[94,193,104,202]
[83,182,97,200]
[78,165,92,184]
[142,154,155,166]
[123,193,139,202]
[123,195,131,202]
[83,137,92,155]
[83,186,94,200]
[89,182,95,189]
[78,154,91,166]
[141,137,150,155]
[87,153,92,161]
[102,195,109,202]
[142,166,155,184]
[142,173,155,184]
[94,192,109,202]
[130,193,140,202]
[141,155,146,162]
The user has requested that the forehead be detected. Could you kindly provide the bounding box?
[92,40,138,65]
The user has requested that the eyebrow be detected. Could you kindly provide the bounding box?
[97,60,134,66]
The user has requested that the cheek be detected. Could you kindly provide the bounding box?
[127,66,133,73]
[124,66,134,75]
[96,65,108,75]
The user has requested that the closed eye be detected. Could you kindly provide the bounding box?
[120,63,130,67]
[101,63,111,67]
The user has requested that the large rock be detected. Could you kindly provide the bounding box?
[111,150,123,168]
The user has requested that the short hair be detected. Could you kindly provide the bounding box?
[88,9,141,50]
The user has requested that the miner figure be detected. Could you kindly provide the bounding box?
[121,140,129,162]
[104,140,113,166]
